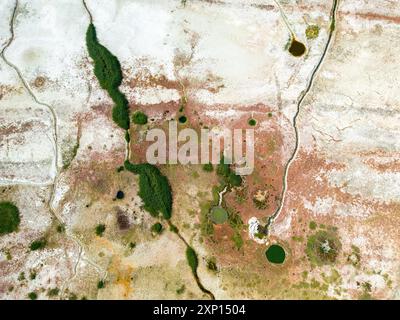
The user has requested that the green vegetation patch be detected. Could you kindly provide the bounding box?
[124,161,172,219]
[30,238,46,251]
[86,23,129,129]
[288,39,306,57]
[97,280,105,289]
[95,224,106,237]
[56,224,65,233]
[47,288,59,297]
[306,230,341,266]
[209,206,228,224]
[266,244,286,264]
[151,222,163,234]
[248,118,257,126]
[202,163,213,172]
[186,246,198,275]
[227,209,244,250]
[305,25,320,39]
[0,202,20,235]
[178,115,187,124]
[28,292,38,300]
[132,111,148,125]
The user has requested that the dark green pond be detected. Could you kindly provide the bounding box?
[266,244,286,264]
[288,39,306,57]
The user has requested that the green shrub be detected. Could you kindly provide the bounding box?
[110,88,130,130]
[202,163,213,172]
[47,288,59,297]
[206,257,218,272]
[86,24,122,91]
[216,159,242,187]
[186,246,198,274]
[97,280,105,289]
[151,222,163,234]
[169,224,179,233]
[0,201,20,235]
[132,111,148,125]
[125,131,130,143]
[30,239,46,251]
[28,292,37,300]
[95,224,106,236]
[248,118,256,126]
[306,230,341,265]
[178,115,187,124]
[56,224,65,233]
[124,161,172,219]
[210,206,228,224]
[176,285,185,295]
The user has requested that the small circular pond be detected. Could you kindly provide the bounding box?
[210,206,228,224]
[265,244,286,264]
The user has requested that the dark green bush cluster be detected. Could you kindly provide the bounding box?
[217,159,242,187]
[47,288,59,297]
[202,163,213,172]
[0,201,20,235]
[95,224,106,236]
[132,111,148,125]
[124,161,172,219]
[86,24,129,130]
[97,280,105,289]
[30,239,46,251]
[186,246,198,274]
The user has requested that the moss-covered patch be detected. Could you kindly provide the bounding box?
[0,201,20,235]
[95,224,106,237]
[202,163,213,172]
